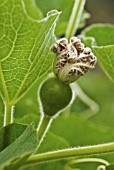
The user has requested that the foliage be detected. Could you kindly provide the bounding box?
[81,24,114,83]
[0,0,114,170]
[0,123,37,170]
[0,0,59,105]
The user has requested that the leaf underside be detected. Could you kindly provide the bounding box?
[0,0,60,104]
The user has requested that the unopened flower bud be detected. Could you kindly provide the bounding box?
[51,36,97,83]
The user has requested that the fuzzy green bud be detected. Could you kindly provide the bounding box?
[39,77,72,117]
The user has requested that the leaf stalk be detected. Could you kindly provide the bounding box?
[66,0,86,41]
[26,142,114,165]
[36,114,52,150]
[4,103,14,126]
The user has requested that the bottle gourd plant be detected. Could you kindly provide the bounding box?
[0,0,114,169]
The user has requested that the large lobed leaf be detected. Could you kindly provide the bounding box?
[81,24,114,83]
[0,0,60,104]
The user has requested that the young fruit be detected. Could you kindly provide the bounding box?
[39,77,72,117]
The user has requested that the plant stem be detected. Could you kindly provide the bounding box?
[65,158,109,170]
[26,142,114,164]
[66,0,86,41]
[68,158,110,166]
[4,102,14,126]
[70,83,99,119]
[36,115,52,148]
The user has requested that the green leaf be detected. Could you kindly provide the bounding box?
[0,0,60,105]
[81,24,114,83]
[36,0,90,36]
[0,123,27,151]
[0,123,37,170]
[51,114,114,148]
[33,113,114,153]
[82,24,114,46]
[21,160,66,170]
[38,131,70,154]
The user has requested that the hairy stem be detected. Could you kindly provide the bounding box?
[70,83,99,118]
[4,102,14,126]
[65,158,109,170]
[66,0,86,40]
[36,115,52,150]
[68,158,110,166]
[26,142,114,164]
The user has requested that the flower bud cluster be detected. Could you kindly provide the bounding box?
[51,37,97,83]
